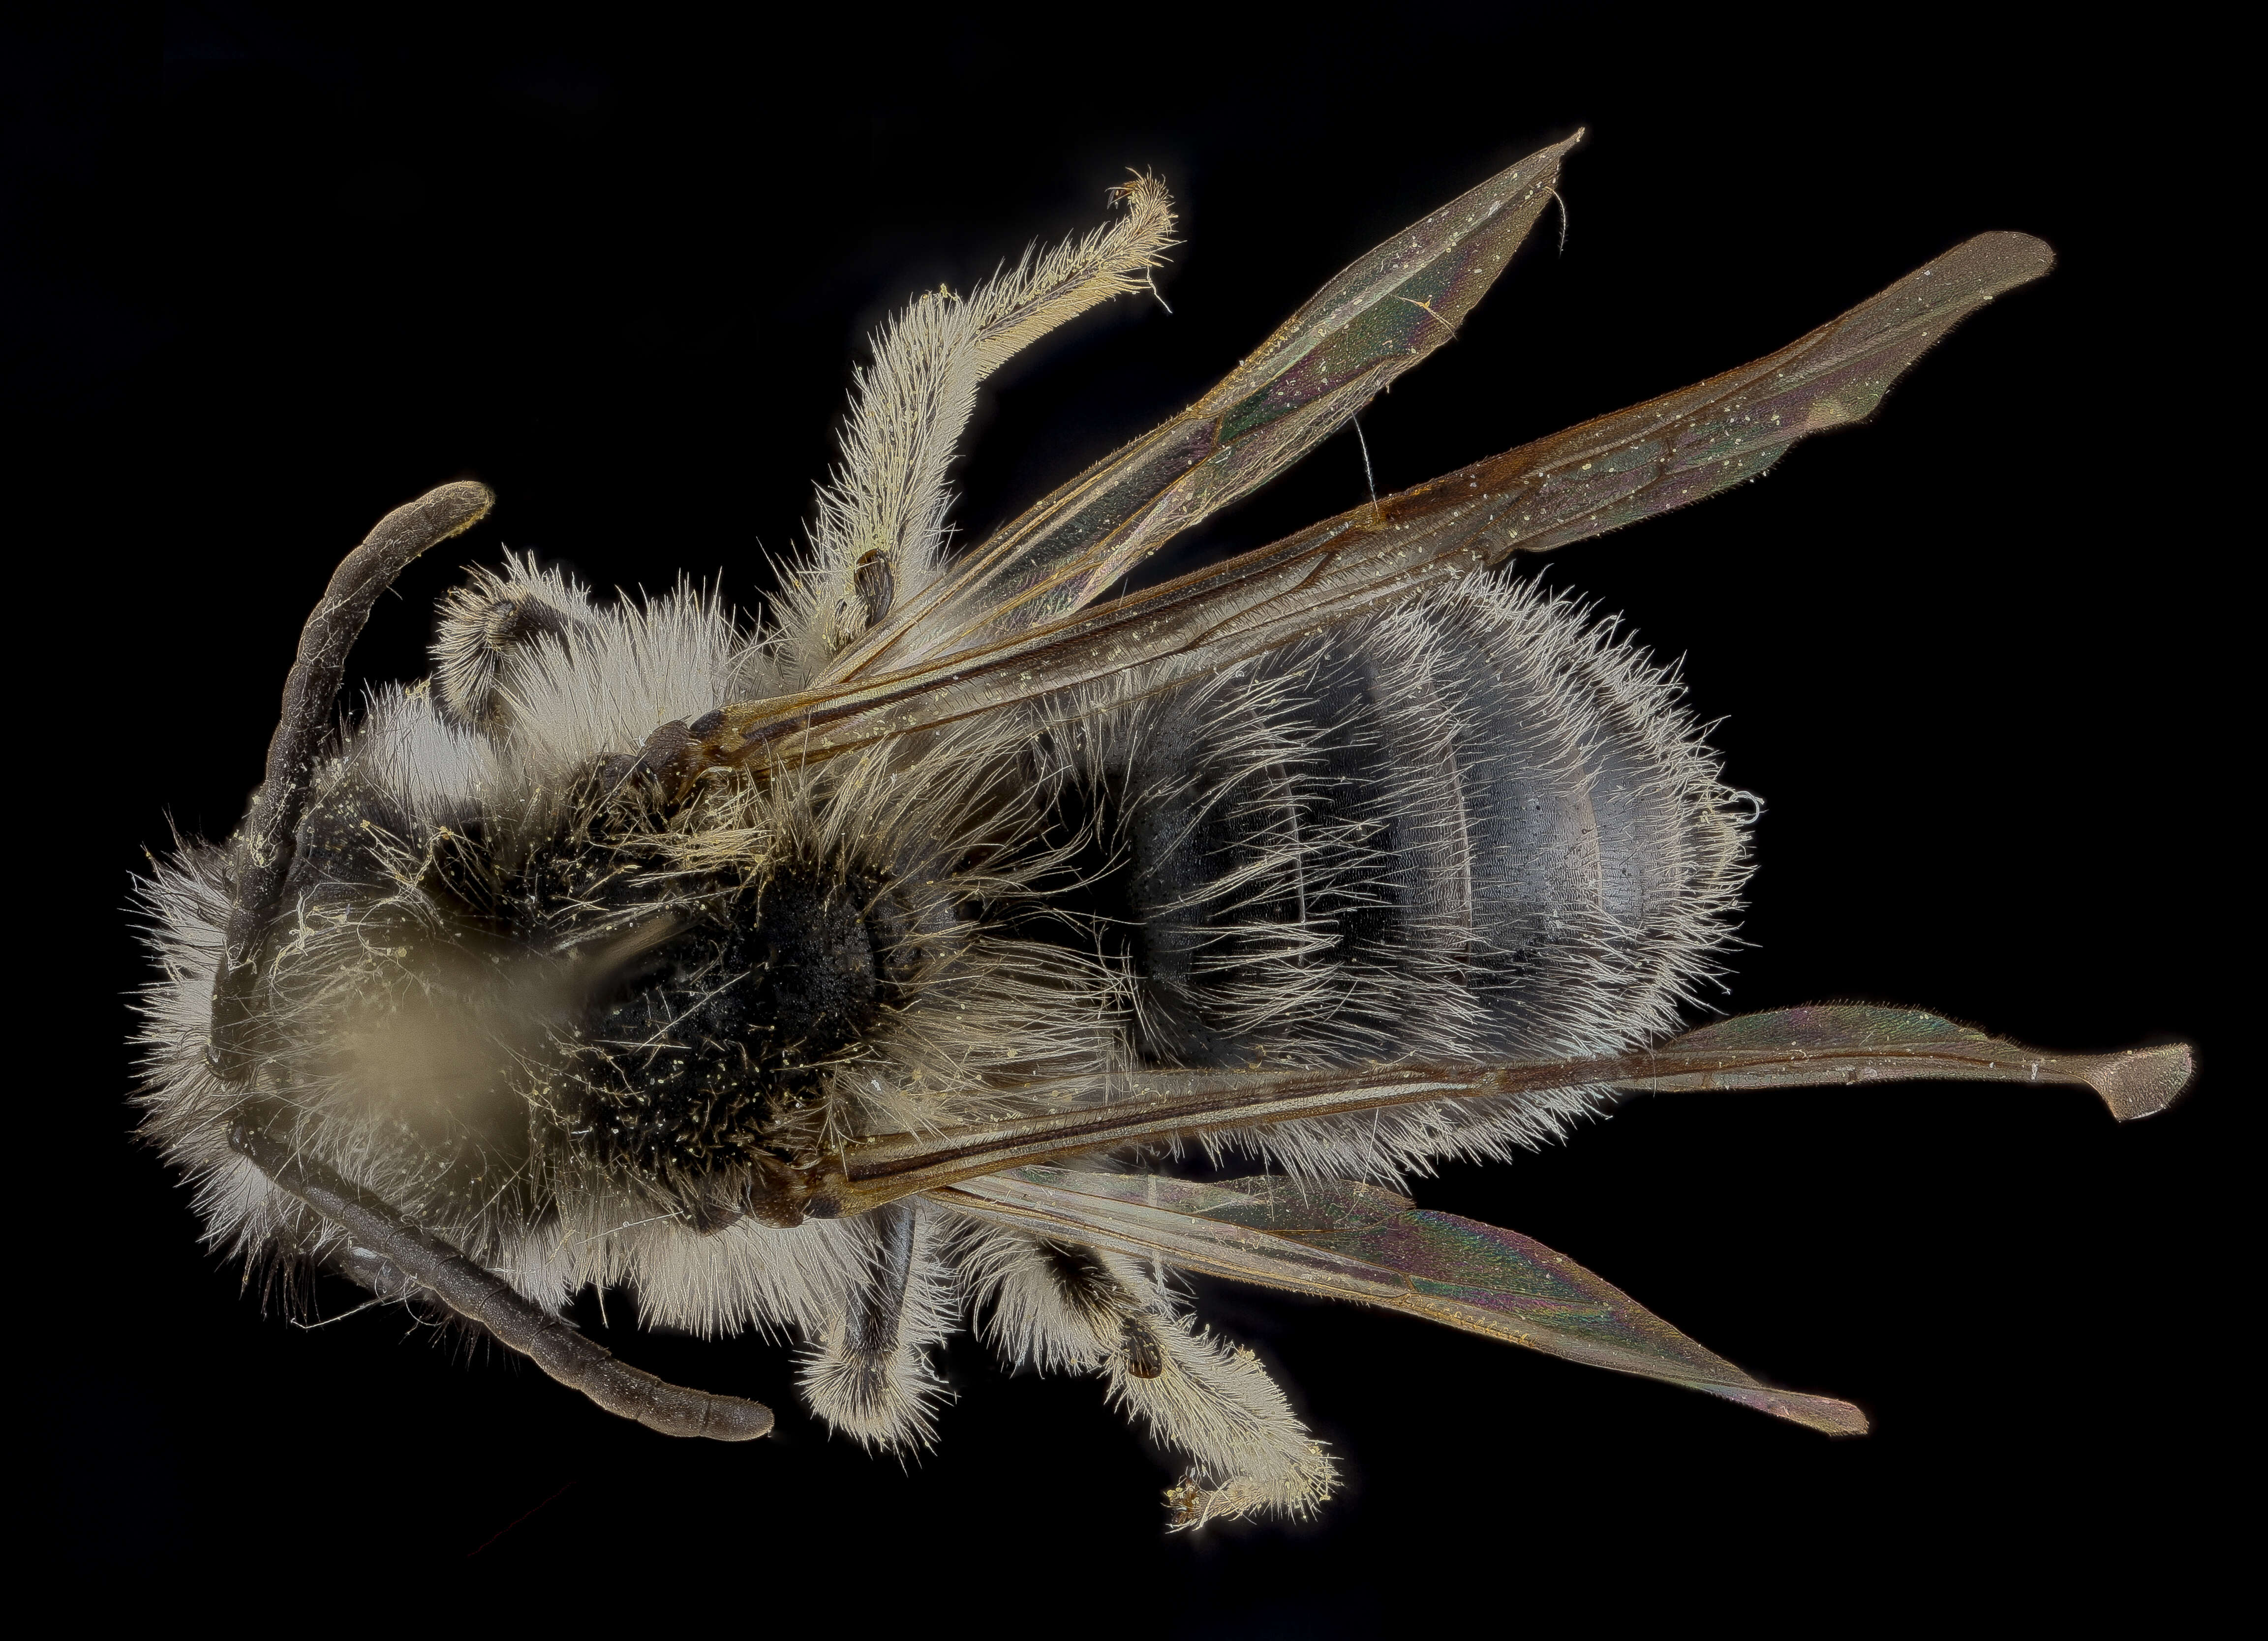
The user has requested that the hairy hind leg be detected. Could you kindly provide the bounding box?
[961,1223,1335,1525]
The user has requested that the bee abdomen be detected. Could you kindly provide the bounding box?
[1069,576,1746,1068]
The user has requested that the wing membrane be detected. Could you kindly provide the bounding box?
[691,232,2051,780]
[822,134,1582,680]
[812,1007,2191,1213]
[942,1166,1865,1433]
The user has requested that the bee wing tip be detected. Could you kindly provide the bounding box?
[2090,1041,2195,1122]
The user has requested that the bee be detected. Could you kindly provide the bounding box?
[134,131,2191,1528]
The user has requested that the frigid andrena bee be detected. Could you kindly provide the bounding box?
[134,132,2191,1526]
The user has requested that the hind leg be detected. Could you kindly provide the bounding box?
[961,1223,1334,1525]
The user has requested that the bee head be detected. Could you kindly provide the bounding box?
[179,478,876,1235]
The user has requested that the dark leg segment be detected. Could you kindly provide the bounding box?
[798,1199,946,1447]
[231,1119,772,1441]
[433,570,593,728]
[1037,1240,1165,1378]
[844,1200,919,1364]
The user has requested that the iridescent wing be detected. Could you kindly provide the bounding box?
[670,230,2051,784]
[805,1007,2191,1212]
[943,1165,1866,1433]
[901,1007,2188,1431]
[819,134,1582,682]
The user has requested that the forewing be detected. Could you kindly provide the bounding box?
[1612,1004,2193,1121]
[822,134,1582,680]
[691,233,2051,779]
[942,1167,1866,1433]
[818,1007,2191,1211]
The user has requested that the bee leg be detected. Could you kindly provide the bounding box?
[781,175,1175,683]
[798,1200,951,1451]
[432,563,593,729]
[1097,1278,1337,1530]
[968,1230,1335,1526]
[230,1118,771,1440]
[824,548,895,652]
[850,1201,919,1361]
[1022,1239,1169,1378]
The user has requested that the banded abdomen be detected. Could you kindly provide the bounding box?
[1044,576,1749,1099]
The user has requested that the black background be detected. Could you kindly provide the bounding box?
[15,3,2235,1623]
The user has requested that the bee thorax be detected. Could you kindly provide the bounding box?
[566,863,898,1221]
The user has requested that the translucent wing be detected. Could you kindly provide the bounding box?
[907,1006,2189,1430]
[802,1007,2191,1213]
[821,134,1582,681]
[675,231,2051,783]
[942,1165,1866,1433]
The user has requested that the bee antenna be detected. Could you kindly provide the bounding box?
[230,1117,774,1441]
[207,481,495,1084]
